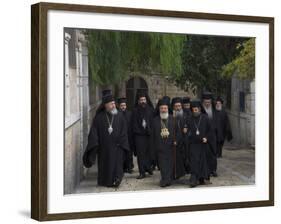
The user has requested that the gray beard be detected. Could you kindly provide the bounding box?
[216,106,222,111]
[192,111,201,117]
[160,112,169,120]
[204,106,213,118]
[174,109,183,118]
[110,108,118,115]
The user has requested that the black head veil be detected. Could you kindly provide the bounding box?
[190,99,206,114]
[154,96,172,116]
[95,89,115,116]
[134,89,154,109]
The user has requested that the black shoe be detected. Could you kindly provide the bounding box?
[160,180,171,187]
[127,169,133,174]
[190,176,198,187]
[211,171,218,177]
[190,180,198,188]
[137,174,146,179]
[147,169,153,175]
[160,181,167,187]
[199,178,205,185]
[112,178,121,187]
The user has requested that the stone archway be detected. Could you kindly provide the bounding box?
[126,76,148,110]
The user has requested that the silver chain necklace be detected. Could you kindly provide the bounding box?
[106,113,114,135]
[193,115,202,135]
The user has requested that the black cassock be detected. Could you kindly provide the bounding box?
[152,116,186,185]
[83,111,129,187]
[120,110,134,171]
[215,109,233,157]
[131,105,155,175]
[204,108,218,173]
[182,110,192,174]
[188,113,216,181]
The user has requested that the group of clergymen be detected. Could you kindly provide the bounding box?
[83,88,233,188]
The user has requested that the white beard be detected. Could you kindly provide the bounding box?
[160,112,169,120]
[204,106,213,118]
[174,109,183,118]
[216,105,222,111]
[110,108,118,115]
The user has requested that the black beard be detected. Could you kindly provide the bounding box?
[138,103,147,109]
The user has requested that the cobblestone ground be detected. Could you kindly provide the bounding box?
[74,146,255,194]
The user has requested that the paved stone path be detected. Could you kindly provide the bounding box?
[74,146,255,194]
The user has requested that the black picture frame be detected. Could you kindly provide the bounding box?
[31,2,274,221]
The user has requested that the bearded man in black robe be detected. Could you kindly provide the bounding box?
[152,98,186,187]
[117,97,134,173]
[82,90,129,187]
[202,92,218,177]
[154,96,172,117]
[152,96,172,170]
[171,97,190,174]
[214,96,233,158]
[182,97,192,118]
[131,89,155,179]
[188,100,216,187]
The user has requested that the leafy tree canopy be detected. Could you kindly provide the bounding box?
[221,38,255,80]
[86,30,254,96]
[86,30,186,86]
[177,35,248,95]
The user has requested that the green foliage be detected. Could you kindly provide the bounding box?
[159,34,185,78]
[86,29,253,96]
[87,31,123,86]
[222,38,255,80]
[86,30,186,86]
[177,35,246,95]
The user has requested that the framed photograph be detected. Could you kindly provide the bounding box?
[31,2,274,221]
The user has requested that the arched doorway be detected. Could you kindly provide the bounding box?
[126,77,148,110]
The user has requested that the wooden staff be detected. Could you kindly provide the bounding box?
[173,111,177,179]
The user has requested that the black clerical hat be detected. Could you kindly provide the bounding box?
[202,91,213,100]
[102,89,114,104]
[158,98,170,106]
[134,88,154,108]
[171,97,182,107]
[117,97,127,104]
[215,96,224,104]
[102,95,114,104]
[162,96,171,104]
[182,97,190,104]
[190,99,202,108]
[136,89,148,99]
[102,89,112,97]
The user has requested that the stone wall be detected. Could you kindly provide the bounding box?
[146,74,195,105]
[118,73,195,107]
[64,121,81,194]
[228,76,255,147]
[64,29,93,194]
